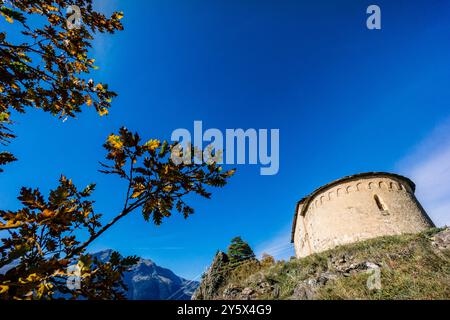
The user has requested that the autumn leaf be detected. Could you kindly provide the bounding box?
[98,108,109,116]
[0,285,8,294]
[0,12,13,23]
[41,209,54,219]
[107,134,123,149]
[0,0,123,173]
[0,220,22,230]
[44,5,59,12]
[131,189,144,199]
[116,11,124,20]
[0,112,10,122]
[144,139,160,152]
[131,183,145,198]
[85,95,93,106]
[96,83,104,92]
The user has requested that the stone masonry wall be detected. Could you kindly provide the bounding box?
[294,175,434,258]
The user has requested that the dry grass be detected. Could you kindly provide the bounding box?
[221,228,450,300]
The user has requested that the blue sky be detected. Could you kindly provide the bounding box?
[1,0,450,279]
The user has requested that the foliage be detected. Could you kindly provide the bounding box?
[0,175,139,299]
[260,253,275,268]
[227,236,255,264]
[0,0,124,171]
[227,259,261,286]
[0,129,235,299]
[0,0,236,300]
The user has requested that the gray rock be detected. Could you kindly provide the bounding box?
[432,228,450,250]
[365,262,380,269]
[272,285,280,299]
[292,279,318,300]
[192,251,230,300]
[223,285,242,299]
[241,287,254,299]
[318,271,338,285]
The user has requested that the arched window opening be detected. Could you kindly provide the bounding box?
[374,195,384,211]
[374,195,389,214]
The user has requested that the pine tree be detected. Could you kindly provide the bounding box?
[227,236,255,264]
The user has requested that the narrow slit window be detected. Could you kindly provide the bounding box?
[374,195,385,211]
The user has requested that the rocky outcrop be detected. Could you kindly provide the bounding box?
[218,258,380,300]
[288,261,379,300]
[221,273,279,300]
[193,228,450,300]
[432,228,450,250]
[192,251,229,300]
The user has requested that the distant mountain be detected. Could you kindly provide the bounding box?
[94,250,198,300]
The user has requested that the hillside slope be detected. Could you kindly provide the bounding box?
[194,228,450,300]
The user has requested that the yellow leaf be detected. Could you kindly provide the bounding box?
[26,273,39,282]
[41,209,54,218]
[0,285,8,294]
[226,169,236,177]
[131,190,144,199]
[86,95,92,106]
[0,112,9,122]
[116,11,124,20]
[107,134,123,149]
[18,273,39,284]
[98,108,109,116]
[0,220,21,230]
[46,5,59,12]
[131,183,145,198]
[144,139,160,151]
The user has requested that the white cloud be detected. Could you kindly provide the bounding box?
[397,117,450,227]
[254,226,294,261]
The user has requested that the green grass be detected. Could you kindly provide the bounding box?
[221,228,450,300]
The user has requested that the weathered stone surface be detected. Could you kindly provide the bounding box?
[192,251,229,300]
[241,287,254,298]
[292,173,435,258]
[222,285,242,299]
[291,279,318,300]
[317,271,338,285]
[221,279,278,300]
[432,228,450,250]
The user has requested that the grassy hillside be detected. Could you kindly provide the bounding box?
[194,228,450,300]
